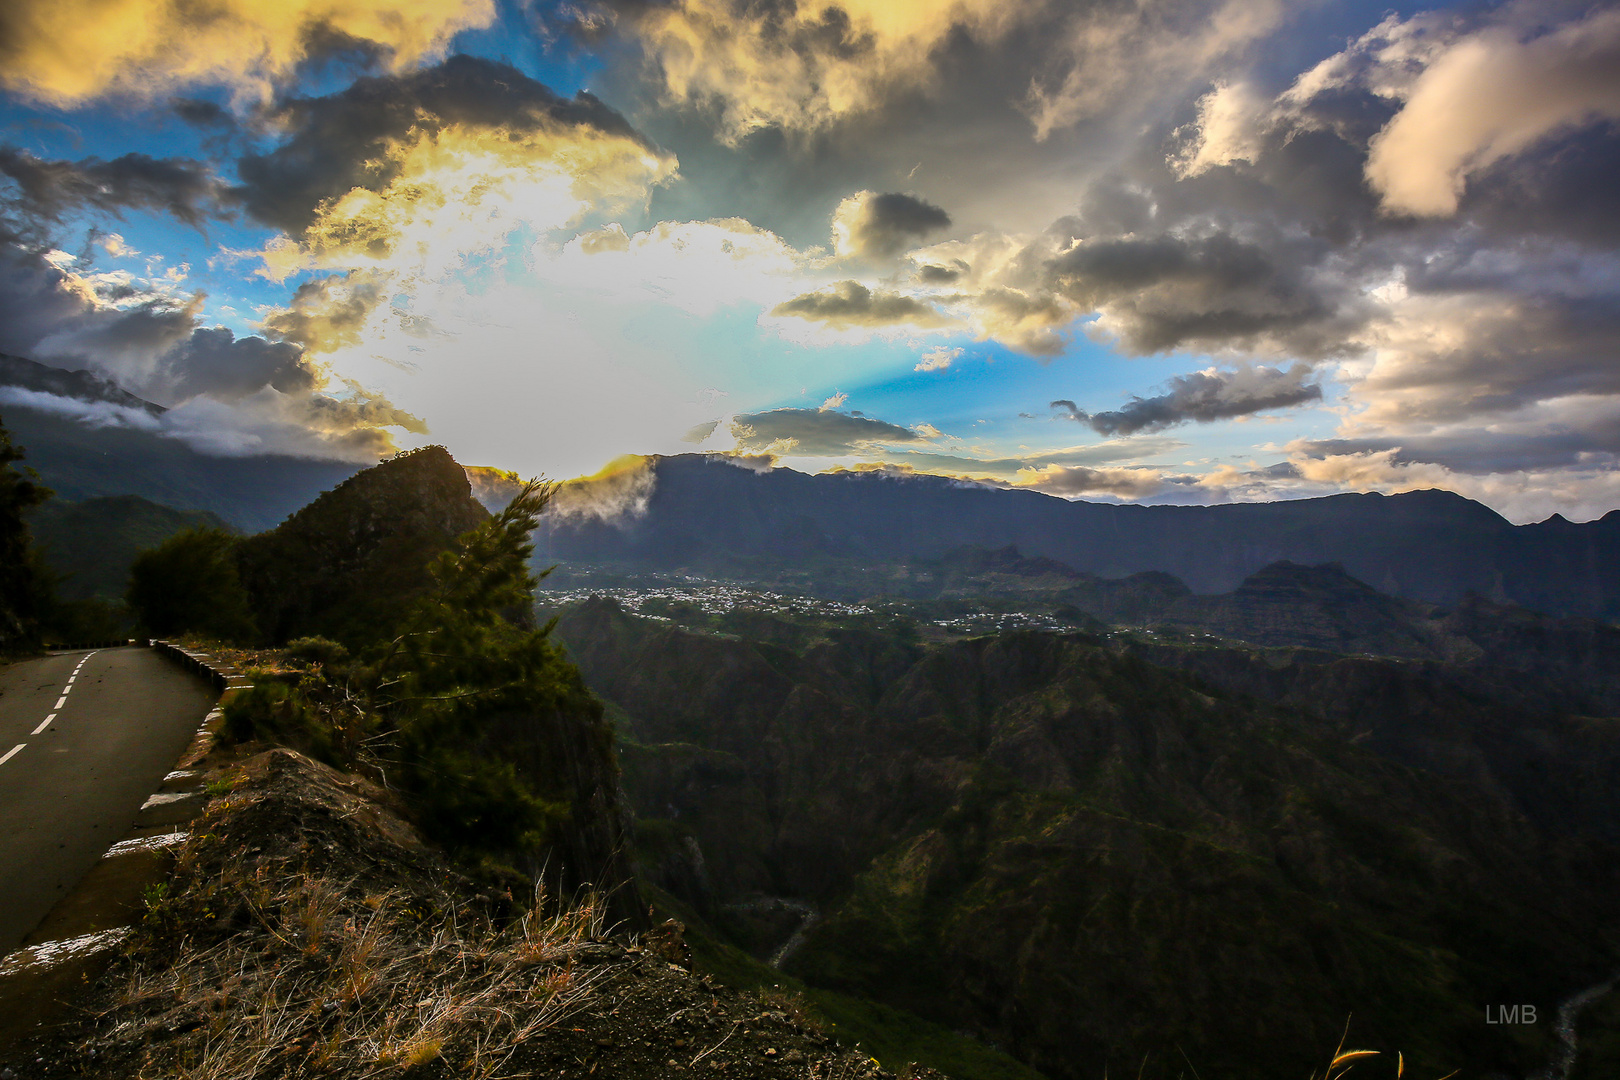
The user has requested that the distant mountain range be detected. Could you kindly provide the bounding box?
[0,353,360,532]
[537,454,1620,619]
[6,353,1618,619]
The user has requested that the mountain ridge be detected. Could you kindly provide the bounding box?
[536,454,1620,618]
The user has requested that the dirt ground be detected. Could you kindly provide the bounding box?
[0,748,944,1080]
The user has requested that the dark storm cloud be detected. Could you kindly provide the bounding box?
[0,239,318,406]
[1053,364,1322,436]
[166,327,314,401]
[772,280,949,329]
[1044,231,1339,355]
[0,146,232,228]
[731,407,921,455]
[172,98,236,129]
[235,54,657,233]
[834,191,951,259]
[1299,428,1620,476]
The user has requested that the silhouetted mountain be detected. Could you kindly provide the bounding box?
[236,445,489,645]
[535,455,1620,618]
[0,353,361,531]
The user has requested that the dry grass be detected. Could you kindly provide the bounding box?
[1307,1020,1459,1080]
[114,865,616,1080]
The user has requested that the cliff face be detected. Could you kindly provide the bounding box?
[557,599,1620,1080]
[236,445,489,645]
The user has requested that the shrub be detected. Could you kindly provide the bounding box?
[222,682,335,763]
[285,635,350,668]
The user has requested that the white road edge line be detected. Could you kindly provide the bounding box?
[31,713,56,735]
[0,744,24,765]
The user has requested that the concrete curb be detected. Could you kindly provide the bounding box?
[148,641,256,766]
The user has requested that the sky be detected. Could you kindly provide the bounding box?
[1,0,1618,523]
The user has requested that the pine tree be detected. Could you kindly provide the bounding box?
[0,415,53,652]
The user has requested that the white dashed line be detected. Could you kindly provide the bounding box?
[53,696,67,710]
[0,744,24,766]
[31,713,56,735]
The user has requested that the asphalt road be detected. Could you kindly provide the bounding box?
[0,646,215,951]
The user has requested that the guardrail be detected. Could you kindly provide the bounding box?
[148,640,255,694]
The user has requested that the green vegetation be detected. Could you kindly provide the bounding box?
[0,414,53,652]
[217,479,634,927]
[234,445,487,646]
[557,598,1612,1080]
[127,527,257,640]
[644,885,1047,1080]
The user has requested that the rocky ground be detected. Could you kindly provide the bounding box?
[0,747,942,1080]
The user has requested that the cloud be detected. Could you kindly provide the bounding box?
[0,240,418,458]
[261,272,386,354]
[1349,289,1620,426]
[1025,0,1287,140]
[548,454,657,524]
[1366,8,1620,216]
[1054,363,1321,435]
[0,384,161,430]
[0,147,232,229]
[1046,231,1339,355]
[237,56,663,236]
[1012,463,1166,498]
[682,419,720,444]
[832,191,951,260]
[915,345,961,372]
[1169,81,1270,178]
[579,0,1032,143]
[730,406,921,455]
[772,280,951,331]
[555,217,805,314]
[819,391,848,411]
[0,0,495,105]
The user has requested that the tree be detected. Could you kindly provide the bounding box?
[127,527,257,640]
[0,415,52,652]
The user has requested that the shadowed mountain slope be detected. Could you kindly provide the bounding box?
[535,455,1620,618]
[1,353,361,531]
[28,495,226,600]
[555,598,1620,1080]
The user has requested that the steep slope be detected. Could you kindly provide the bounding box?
[534,454,1620,618]
[557,600,1619,1080]
[28,495,227,600]
[235,445,489,644]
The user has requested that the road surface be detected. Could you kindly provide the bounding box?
[0,646,215,950]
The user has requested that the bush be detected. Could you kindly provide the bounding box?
[285,635,350,668]
[221,682,335,763]
[127,527,257,641]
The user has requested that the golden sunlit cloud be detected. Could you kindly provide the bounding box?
[0,0,495,104]
[260,122,676,284]
[615,0,1033,141]
[1365,8,1620,216]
